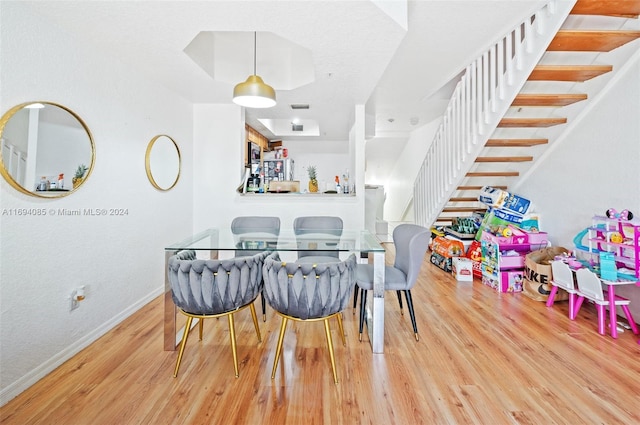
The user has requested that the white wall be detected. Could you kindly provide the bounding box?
[0,4,194,404]
[382,118,441,221]
[514,51,640,314]
[284,139,350,193]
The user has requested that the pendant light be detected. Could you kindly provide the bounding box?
[233,32,276,108]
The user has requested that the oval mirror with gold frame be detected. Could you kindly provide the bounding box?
[145,135,181,191]
[0,101,95,198]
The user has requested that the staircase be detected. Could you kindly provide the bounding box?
[414,0,640,230]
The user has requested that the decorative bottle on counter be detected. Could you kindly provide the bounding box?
[37,176,47,191]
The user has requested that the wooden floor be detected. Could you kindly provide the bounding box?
[2,244,640,425]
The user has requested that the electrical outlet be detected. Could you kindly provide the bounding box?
[70,289,80,311]
[69,286,87,311]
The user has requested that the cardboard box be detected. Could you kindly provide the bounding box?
[268,180,300,193]
[452,257,473,281]
[431,236,465,257]
[444,227,477,240]
[430,252,453,273]
[465,240,483,278]
[479,186,532,215]
[444,217,480,240]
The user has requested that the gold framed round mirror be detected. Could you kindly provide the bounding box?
[145,134,181,191]
[0,101,94,198]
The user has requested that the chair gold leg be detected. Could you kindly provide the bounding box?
[336,312,346,346]
[174,316,193,377]
[249,303,262,342]
[323,318,338,384]
[271,317,288,379]
[199,318,204,341]
[228,314,239,378]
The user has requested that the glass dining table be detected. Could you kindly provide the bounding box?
[164,227,387,353]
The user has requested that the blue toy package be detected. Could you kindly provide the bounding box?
[599,252,617,281]
[491,208,524,224]
[478,186,531,215]
[502,193,531,214]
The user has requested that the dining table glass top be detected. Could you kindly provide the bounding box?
[164,227,385,254]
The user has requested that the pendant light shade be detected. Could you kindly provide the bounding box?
[233,75,276,108]
[233,32,276,108]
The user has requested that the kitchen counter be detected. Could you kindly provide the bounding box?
[241,192,356,197]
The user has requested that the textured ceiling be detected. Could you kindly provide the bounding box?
[19,0,549,140]
[24,1,623,184]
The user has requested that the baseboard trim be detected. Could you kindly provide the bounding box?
[0,288,163,407]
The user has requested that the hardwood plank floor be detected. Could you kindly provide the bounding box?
[2,244,640,424]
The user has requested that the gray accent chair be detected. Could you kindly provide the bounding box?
[231,216,280,320]
[167,249,269,377]
[293,216,343,264]
[262,251,357,384]
[354,223,430,341]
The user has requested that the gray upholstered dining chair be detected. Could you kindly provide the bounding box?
[231,216,280,321]
[354,223,430,341]
[167,249,269,378]
[262,251,357,384]
[293,215,343,264]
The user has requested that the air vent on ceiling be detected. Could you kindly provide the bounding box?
[290,104,310,110]
[292,124,304,131]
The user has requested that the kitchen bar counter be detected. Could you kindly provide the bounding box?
[241,192,357,196]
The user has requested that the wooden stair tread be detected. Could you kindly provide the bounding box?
[571,0,640,18]
[485,138,548,147]
[442,207,488,213]
[549,30,640,52]
[475,156,533,163]
[512,93,588,107]
[529,65,612,82]
[498,117,567,128]
[430,1,636,226]
[457,185,507,190]
[466,171,519,177]
[449,197,479,202]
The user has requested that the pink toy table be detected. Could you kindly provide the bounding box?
[597,276,639,338]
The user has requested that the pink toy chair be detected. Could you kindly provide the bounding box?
[546,260,581,320]
[574,268,639,336]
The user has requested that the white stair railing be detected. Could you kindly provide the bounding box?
[0,137,27,187]
[414,0,576,229]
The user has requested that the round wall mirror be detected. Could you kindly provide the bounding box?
[0,101,94,198]
[145,135,181,191]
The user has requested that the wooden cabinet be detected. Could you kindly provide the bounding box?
[245,124,269,166]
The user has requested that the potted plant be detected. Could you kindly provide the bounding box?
[307,165,318,192]
[73,164,88,189]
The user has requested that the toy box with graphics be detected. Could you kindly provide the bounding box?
[431,236,465,257]
[430,252,453,272]
[478,186,532,215]
[452,257,474,281]
[430,236,465,273]
[465,240,483,278]
[481,265,525,293]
